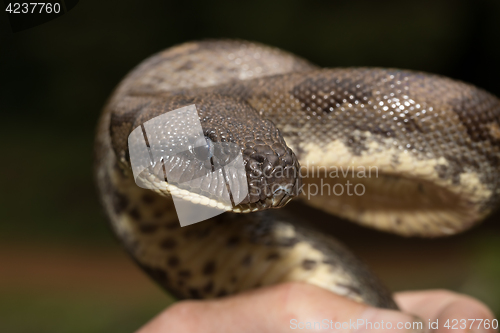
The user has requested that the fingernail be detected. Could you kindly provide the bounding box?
[354,308,426,333]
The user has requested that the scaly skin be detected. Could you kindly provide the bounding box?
[94,40,500,309]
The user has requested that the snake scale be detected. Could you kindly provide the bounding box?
[95,40,500,309]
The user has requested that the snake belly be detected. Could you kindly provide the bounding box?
[94,40,500,309]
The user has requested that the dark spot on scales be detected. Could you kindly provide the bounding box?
[344,133,369,156]
[230,276,237,283]
[226,236,240,247]
[302,259,317,270]
[164,221,178,230]
[128,207,141,220]
[142,266,169,284]
[189,288,201,299]
[266,252,280,260]
[154,210,166,218]
[216,289,228,297]
[178,270,191,278]
[167,256,179,267]
[141,194,155,204]
[203,281,214,294]
[112,192,128,214]
[139,224,158,233]
[241,254,252,266]
[160,238,177,249]
[196,227,212,238]
[203,261,216,275]
[435,164,449,179]
[434,155,467,185]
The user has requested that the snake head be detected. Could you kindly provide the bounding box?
[119,96,301,213]
[238,132,301,210]
[198,100,302,212]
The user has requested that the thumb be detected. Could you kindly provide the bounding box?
[137,282,424,333]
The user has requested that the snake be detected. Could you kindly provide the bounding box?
[94,40,500,310]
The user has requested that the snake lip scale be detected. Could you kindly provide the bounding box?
[95,39,500,310]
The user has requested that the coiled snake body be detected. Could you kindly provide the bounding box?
[95,40,500,309]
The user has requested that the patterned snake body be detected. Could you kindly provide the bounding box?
[95,40,500,309]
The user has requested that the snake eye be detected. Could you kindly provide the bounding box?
[190,136,214,160]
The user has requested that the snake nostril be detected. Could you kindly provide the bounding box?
[250,153,266,163]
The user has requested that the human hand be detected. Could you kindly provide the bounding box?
[137,282,497,333]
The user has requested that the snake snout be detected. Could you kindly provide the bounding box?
[240,145,301,209]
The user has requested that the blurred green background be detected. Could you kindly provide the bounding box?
[1,0,500,332]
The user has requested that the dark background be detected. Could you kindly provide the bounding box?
[1,0,500,332]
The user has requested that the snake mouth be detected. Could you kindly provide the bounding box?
[231,194,292,213]
[232,175,301,212]
[131,151,301,214]
[135,170,298,215]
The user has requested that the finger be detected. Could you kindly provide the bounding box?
[395,289,497,333]
[137,282,424,333]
